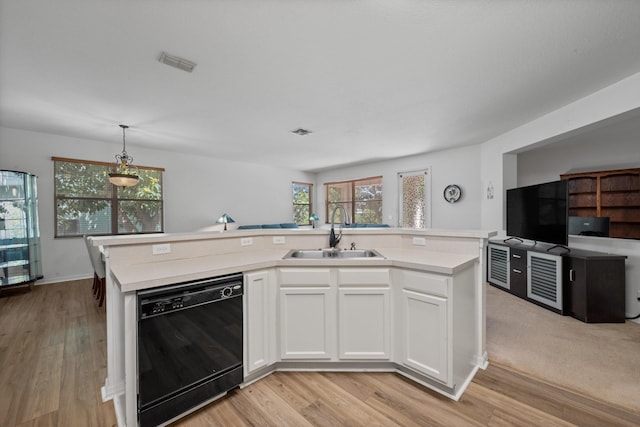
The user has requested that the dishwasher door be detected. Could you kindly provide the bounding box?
[137,274,243,426]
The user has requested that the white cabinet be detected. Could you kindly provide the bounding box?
[279,268,335,360]
[337,268,390,360]
[401,288,448,382]
[396,269,451,385]
[244,270,277,375]
[270,264,476,396]
[278,267,391,361]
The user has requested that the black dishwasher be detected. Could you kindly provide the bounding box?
[137,273,243,427]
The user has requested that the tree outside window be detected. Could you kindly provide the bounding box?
[53,158,164,237]
[292,182,313,226]
[325,176,383,224]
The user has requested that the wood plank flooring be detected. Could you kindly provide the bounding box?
[0,279,117,427]
[2,279,639,427]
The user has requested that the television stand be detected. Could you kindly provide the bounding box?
[487,240,626,323]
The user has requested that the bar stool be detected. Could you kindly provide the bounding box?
[84,235,106,307]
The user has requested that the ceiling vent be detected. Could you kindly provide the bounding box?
[291,128,312,136]
[158,52,197,73]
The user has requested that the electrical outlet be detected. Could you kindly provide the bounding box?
[273,236,286,244]
[152,243,171,255]
[412,237,426,246]
[240,237,253,246]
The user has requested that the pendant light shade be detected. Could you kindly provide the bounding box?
[109,124,139,187]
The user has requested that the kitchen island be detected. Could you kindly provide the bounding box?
[92,227,495,427]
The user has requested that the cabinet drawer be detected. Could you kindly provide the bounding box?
[510,248,527,270]
[278,268,331,286]
[338,268,390,287]
[401,270,449,298]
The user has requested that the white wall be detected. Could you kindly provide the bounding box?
[0,127,314,283]
[517,129,639,187]
[315,144,482,230]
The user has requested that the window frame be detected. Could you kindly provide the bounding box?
[324,176,383,224]
[52,156,165,238]
[292,181,314,226]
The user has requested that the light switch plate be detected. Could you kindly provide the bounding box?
[273,236,286,244]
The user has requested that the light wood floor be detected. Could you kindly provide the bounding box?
[2,279,639,427]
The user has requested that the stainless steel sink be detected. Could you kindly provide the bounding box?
[283,249,384,259]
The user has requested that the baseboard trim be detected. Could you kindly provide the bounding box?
[34,275,93,285]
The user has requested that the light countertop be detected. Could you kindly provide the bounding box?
[93,227,496,247]
[111,247,479,292]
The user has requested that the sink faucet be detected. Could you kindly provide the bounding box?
[329,205,350,248]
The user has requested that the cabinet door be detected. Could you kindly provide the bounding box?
[244,270,277,375]
[487,244,509,289]
[280,286,335,360]
[338,287,390,359]
[401,288,448,383]
[527,252,563,310]
[567,256,626,323]
[566,257,587,321]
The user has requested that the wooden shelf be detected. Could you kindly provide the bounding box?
[561,168,640,239]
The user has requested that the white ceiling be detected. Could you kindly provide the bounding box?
[1,0,640,172]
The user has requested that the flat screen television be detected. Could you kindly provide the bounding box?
[506,180,568,246]
[569,216,610,237]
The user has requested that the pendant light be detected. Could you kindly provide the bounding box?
[108,124,139,187]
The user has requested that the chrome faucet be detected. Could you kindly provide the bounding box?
[329,205,350,248]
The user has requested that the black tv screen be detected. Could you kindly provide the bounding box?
[507,180,568,245]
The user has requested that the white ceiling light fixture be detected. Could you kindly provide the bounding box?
[291,128,312,136]
[158,51,197,73]
[108,124,140,187]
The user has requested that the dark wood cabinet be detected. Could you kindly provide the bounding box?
[487,241,626,323]
[565,252,626,323]
[509,248,527,298]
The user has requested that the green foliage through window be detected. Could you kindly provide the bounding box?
[292,182,313,225]
[53,158,164,237]
[325,176,383,224]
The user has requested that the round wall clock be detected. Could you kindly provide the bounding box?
[443,184,462,203]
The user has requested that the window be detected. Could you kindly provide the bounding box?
[292,181,313,225]
[53,157,164,237]
[325,176,383,224]
[398,169,431,229]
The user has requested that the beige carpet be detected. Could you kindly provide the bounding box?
[486,284,640,413]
